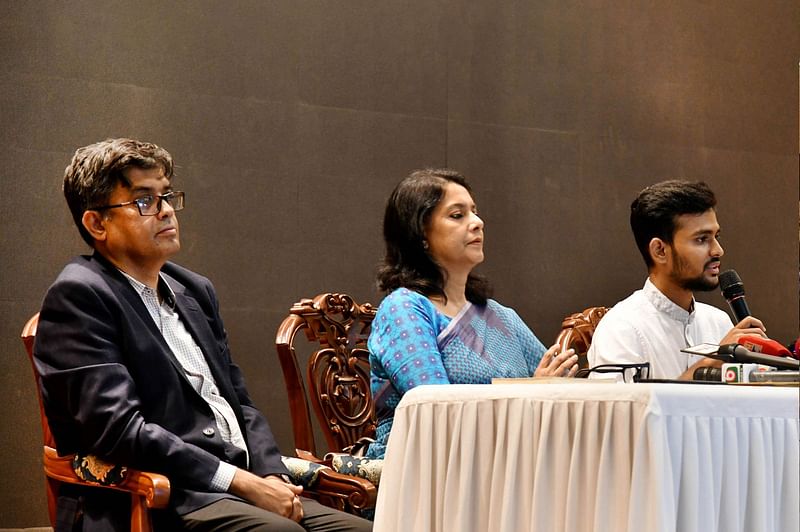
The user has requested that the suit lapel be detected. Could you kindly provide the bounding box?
[90,254,250,449]
[167,278,250,450]
[168,279,238,404]
[93,256,158,333]
[93,257,201,388]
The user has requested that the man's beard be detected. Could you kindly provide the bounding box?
[669,250,720,292]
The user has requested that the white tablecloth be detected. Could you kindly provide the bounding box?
[374,382,799,532]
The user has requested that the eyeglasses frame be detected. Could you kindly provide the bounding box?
[575,362,651,383]
[89,191,185,217]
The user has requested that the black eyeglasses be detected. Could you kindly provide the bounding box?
[575,362,651,383]
[90,191,185,216]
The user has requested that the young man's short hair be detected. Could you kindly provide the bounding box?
[630,180,717,267]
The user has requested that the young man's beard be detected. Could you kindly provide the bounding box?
[669,250,720,292]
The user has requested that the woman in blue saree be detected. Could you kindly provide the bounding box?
[365,169,579,459]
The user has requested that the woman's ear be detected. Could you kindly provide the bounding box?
[81,210,107,243]
[648,238,668,265]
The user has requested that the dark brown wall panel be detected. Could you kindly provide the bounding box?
[1,1,797,526]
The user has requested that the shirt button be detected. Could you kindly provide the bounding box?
[202,427,215,437]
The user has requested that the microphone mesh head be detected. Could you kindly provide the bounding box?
[719,269,744,298]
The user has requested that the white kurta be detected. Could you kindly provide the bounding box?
[588,278,733,379]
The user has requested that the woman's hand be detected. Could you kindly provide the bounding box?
[534,343,579,378]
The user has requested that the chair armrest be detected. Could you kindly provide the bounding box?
[282,454,377,514]
[43,446,170,509]
[314,467,377,513]
[295,448,325,464]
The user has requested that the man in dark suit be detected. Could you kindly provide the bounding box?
[34,138,372,531]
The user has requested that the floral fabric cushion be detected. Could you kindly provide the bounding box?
[325,453,383,487]
[71,454,128,486]
[281,456,331,489]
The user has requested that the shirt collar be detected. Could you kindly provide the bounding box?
[643,277,695,324]
[119,270,177,309]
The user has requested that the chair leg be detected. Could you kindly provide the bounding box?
[46,477,59,527]
[130,495,153,532]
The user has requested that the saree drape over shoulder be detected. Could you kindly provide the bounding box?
[366,288,546,458]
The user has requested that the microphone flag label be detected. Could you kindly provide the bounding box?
[722,363,773,383]
[724,364,741,383]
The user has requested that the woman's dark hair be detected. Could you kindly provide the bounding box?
[377,168,491,305]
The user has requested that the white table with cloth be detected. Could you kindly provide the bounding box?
[373,382,799,532]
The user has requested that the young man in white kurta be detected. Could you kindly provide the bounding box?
[587,180,766,381]
[588,278,733,378]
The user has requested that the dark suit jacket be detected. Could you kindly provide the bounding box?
[34,253,289,530]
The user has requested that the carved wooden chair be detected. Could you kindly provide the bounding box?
[555,306,609,372]
[275,293,378,514]
[21,313,170,532]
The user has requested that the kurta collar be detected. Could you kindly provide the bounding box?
[643,277,696,324]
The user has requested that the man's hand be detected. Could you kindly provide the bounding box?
[534,344,579,378]
[719,316,767,345]
[229,469,304,522]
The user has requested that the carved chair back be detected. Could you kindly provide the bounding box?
[22,314,55,448]
[21,313,61,525]
[555,306,609,371]
[275,293,377,458]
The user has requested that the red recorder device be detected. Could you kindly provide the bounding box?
[737,335,798,360]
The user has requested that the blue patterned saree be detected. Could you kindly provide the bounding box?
[366,288,546,458]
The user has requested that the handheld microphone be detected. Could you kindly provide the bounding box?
[716,344,800,370]
[719,270,751,323]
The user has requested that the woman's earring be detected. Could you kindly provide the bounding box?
[422,240,429,250]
